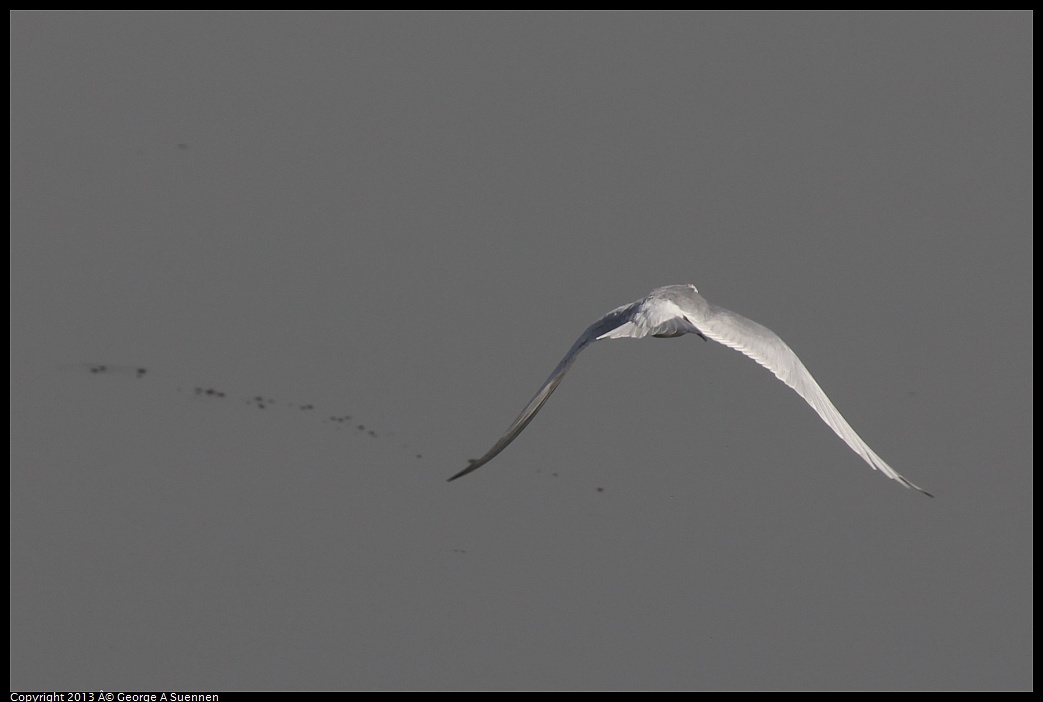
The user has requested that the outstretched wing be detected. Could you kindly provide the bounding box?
[682,297,932,496]
[448,301,644,481]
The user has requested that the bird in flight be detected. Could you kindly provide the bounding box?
[449,284,930,496]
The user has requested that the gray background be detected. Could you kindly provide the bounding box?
[10,12,1031,690]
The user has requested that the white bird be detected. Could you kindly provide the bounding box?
[449,284,930,496]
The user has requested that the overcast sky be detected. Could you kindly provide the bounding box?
[11,12,1032,690]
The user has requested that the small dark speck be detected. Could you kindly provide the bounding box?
[175,143,189,150]
[357,424,365,431]
[596,487,605,493]
[300,404,314,411]
[415,454,422,459]
[85,364,147,378]
[367,430,377,437]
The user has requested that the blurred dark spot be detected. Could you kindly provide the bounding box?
[75,362,423,458]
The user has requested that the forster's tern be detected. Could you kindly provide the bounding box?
[449,284,930,496]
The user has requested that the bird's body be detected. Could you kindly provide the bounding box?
[449,284,930,496]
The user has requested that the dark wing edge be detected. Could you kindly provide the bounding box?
[448,303,638,481]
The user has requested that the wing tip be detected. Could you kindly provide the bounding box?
[898,476,933,497]
[914,485,935,498]
[447,459,480,482]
